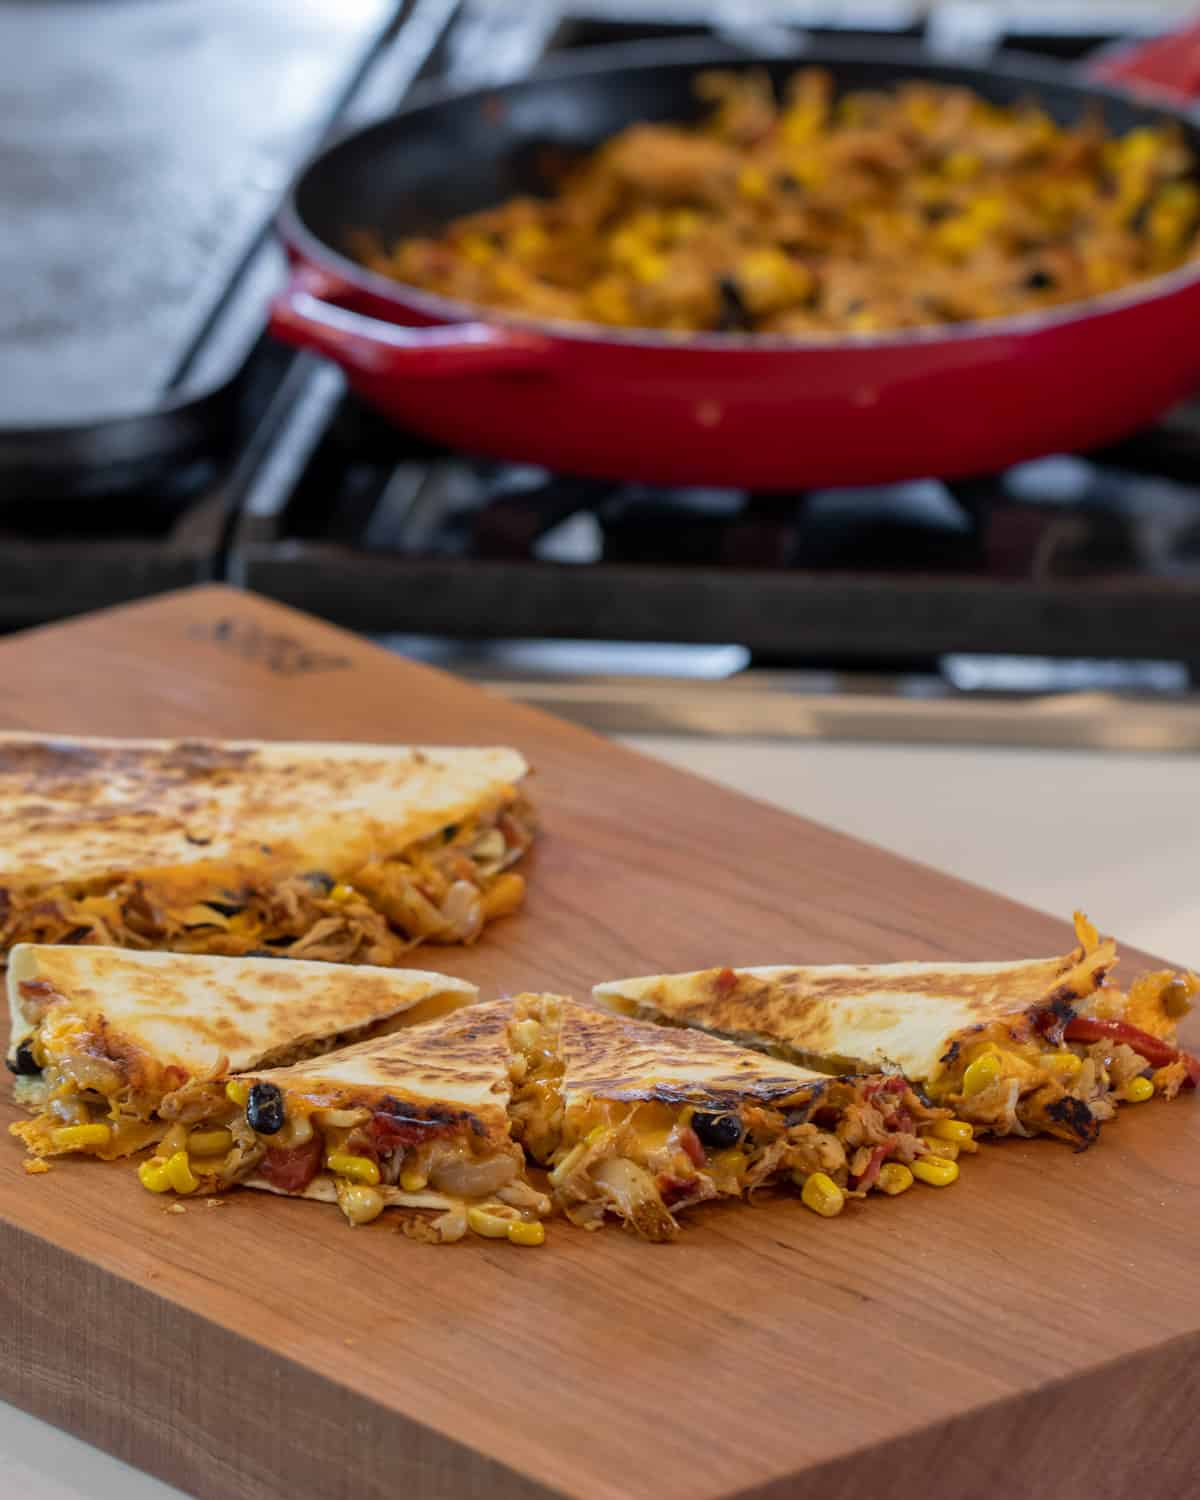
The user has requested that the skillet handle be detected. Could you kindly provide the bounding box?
[268,268,556,378]
[1086,17,1200,99]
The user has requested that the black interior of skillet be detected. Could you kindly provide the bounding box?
[291,39,1200,260]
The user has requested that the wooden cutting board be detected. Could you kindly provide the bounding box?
[0,586,1195,1500]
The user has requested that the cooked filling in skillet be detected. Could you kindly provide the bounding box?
[357,68,1200,335]
[0,795,535,965]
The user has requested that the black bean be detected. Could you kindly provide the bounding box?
[691,1111,744,1150]
[246,1082,285,1135]
[1023,267,1056,291]
[304,872,335,894]
[7,1039,41,1076]
[1130,197,1154,235]
[716,274,752,332]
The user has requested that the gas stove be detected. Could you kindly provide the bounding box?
[6,0,1200,702]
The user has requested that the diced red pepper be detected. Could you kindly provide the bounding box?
[1064,1016,1200,1087]
[258,1133,323,1194]
[657,1173,700,1207]
[863,1075,907,1101]
[854,1139,898,1191]
[678,1126,706,1169]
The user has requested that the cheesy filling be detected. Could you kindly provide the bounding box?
[139,1081,548,1244]
[507,997,565,1163]
[545,1077,949,1242]
[8,986,471,1163]
[929,969,1197,1145]
[0,796,536,965]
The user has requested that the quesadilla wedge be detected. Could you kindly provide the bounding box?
[0,733,535,965]
[139,999,550,1245]
[508,995,957,1241]
[593,914,1200,1149]
[7,944,477,1160]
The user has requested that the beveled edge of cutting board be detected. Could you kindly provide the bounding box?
[0,1210,561,1500]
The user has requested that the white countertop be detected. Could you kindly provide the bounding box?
[9,734,1198,1499]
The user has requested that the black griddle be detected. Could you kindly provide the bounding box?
[0,0,401,496]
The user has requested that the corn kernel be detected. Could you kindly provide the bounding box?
[937,219,983,257]
[632,253,667,285]
[799,1171,845,1218]
[509,224,548,260]
[942,149,981,182]
[912,1155,959,1187]
[738,165,769,201]
[929,1119,974,1144]
[468,1204,520,1239]
[225,1080,250,1107]
[187,1128,233,1157]
[962,1052,1002,1096]
[338,1183,385,1226]
[458,233,494,266]
[326,1152,381,1186]
[400,1167,429,1193]
[329,883,356,904]
[877,1163,914,1196]
[50,1123,111,1152]
[1124,1076,1155,1104]
[506,1220,545,1247]
[928,1139,960,1161]
[137,1157,173,1194]
[1044,1051,1083,1080]
[165,1150,199,1195]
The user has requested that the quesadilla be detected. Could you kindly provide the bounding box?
[139,999,550,1245]
[7,944,477,1161]
[593,913,1200,1149]
[0,733,535,965]
[508,995,958,1241]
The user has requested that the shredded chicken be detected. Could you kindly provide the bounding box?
[365,69,1200,336]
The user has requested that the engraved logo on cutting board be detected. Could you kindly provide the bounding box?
[187,618,351,677]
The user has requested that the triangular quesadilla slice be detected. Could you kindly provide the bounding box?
[0,733,535,965]
[7,944,476,1160]
[140,999,550,1245]
[593,914,1200,1148]
[508,995,955,1242]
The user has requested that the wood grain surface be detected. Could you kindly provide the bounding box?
[0,585,1195,1500]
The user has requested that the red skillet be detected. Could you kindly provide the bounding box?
[270,35,1200,491]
